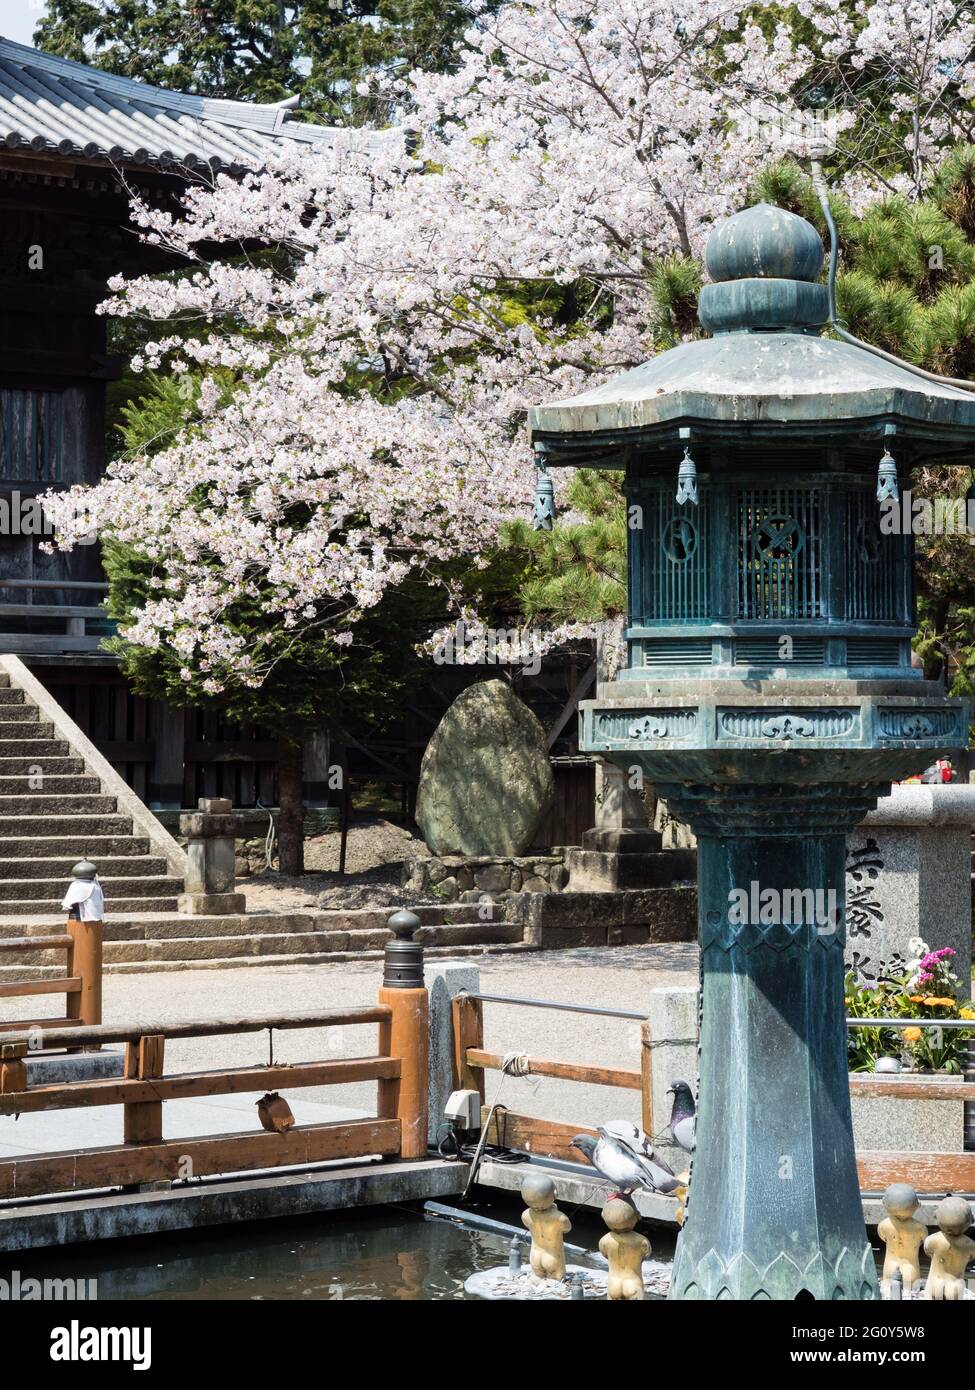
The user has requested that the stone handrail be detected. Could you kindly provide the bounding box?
[862,782,975,827]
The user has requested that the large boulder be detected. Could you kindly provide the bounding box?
[416,680,555,856]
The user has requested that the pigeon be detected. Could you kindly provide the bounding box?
[569,1124,680,1199]
[667,1080,696,1153]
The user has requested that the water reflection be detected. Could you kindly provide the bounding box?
[2,1206,631,1301]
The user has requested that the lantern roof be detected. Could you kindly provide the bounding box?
[529,204,975,454]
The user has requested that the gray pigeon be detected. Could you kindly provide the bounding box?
[569,1125,680,1198]
[667,1080,696,1153]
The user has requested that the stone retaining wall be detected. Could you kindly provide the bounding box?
[401,852,568,903]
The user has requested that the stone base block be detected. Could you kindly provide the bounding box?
[851,1077,965,1152]
[178,892,247,916]
[517,885,697,948]
[580,827,663,854]
[566,846,697,892]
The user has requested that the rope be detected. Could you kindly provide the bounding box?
[461,1052,532,1198]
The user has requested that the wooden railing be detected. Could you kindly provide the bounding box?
[452,992,653,1164]
[0,578,110,653]
[0,919,102,1038]
[452,994,975,1194]
[0,997,427,1200]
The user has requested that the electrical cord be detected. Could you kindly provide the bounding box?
[458,1052,534,1197]
[436,1111,526,1165]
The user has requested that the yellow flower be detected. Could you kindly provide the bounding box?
[903,1027,922,1043]
[959,1007,974,1020]
[921,996,955,1008]
[909,995,925,1004]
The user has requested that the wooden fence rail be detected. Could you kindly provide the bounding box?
[0,988,428,1200]
[0,920,102,1038]
[452,994,975,1195]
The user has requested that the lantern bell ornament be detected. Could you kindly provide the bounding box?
[528,201,975,1302]
[676,447,698,506]
[531,462,556,531]
[876,448,899,503]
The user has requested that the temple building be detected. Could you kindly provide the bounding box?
[0,34,364,807]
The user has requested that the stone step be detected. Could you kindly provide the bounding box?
[0,739,71,758]
[0,835,149,858]
[0,873,180,902]
[105,942,535,973]
[0,794,117,815]
[0,855,168,881]
[0,703,37,721]
[0,775,101,795]
[0,673,11,688]
[0,905,498,940]
[97,919,523,964]
[0,757,86,776]
[0,814,134,837]
[0,688,24,705]
[0,937,529,976]
[0,894,180,916]
[0,721,54,740]
[101,935,529,968]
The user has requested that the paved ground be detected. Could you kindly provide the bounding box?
[0,943,699,1157]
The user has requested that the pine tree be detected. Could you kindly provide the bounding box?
[36,1,483,124]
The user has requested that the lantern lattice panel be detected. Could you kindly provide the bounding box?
[736,485,822,621]
[844,489,910,623]
[640,486,710,622]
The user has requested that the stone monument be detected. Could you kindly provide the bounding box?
[415,680,554,856]
[845,783,975,988]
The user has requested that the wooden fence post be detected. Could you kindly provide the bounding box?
[640,1018,653,1140]
[451,994,485,1102]
[123,1033,165,1144]
[0,1042,27,1097]
[377,911,429,1159]
[66,917,102,1047]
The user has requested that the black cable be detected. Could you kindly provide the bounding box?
[436,1119,526,1165]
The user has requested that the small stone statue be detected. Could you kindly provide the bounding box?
[598,1197,649,1301]
[520,1174,571,1282]
[922,1196,975,1301]
[878,1183,926,1293]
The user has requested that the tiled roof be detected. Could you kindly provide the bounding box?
[0,34,387,171]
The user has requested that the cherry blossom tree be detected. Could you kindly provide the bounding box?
[42,0,975,690]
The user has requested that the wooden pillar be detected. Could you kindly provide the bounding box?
[377,911,429,1159]
[302,728,332,807]
[451,994,485,1101]
[149,701,185,808]
[640,1019,653,1140]
[0,1043,27,1097]
[123,1034,165,1144]
[66,918,102,1047]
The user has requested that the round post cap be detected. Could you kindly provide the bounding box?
[71,859,98,881]
[383,909,424,988]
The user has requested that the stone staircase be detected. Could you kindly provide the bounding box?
[0,905,528,976]
[0,657,528,976]
[0,668,184,916]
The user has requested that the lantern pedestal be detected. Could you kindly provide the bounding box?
[661,787,881,1301]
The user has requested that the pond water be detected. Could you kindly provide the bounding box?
[1,1200,678,1301]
